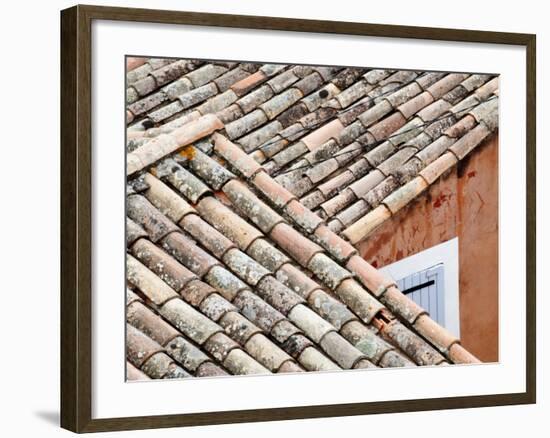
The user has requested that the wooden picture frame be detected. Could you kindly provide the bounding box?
[60,4,536,433]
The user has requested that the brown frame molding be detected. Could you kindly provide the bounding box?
[60,4,536,433]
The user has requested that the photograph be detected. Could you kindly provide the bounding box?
[125,58,499,380]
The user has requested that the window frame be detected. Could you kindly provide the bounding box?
[379,237,461,337]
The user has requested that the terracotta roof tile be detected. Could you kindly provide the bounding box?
[449,123,491,160]
[223,348,270,375]
[256,275,305,313]
[417,99,452,123]
[288,303,334,344]
[413,314,459,353]
[342,204,392,244]
[335,278,385,323]
[204,332,239,362]
[179,213,235,258]
[302,119,345,151]
[126,217,148,247]
[319,331,369,369]
[379,286,426,324]
[161,231,221,278]
[127,194,179,242]
[475,77,499,100]
[131,238,197,292]
[416,135,455,165]
[177,83,218,110]
[419,152,458,184]
[259,64,287,77]
[380,321,445,365]
[442,114,476,138]
[294,72,324,95]
[397,91,435,119]
[156,159,212,203]
[244,334,295,371]
[127,300,179,347]
[217,103,243,124]
[307,253,352,290]
[224,109,267,139]
[142,173,195,223]
[270,319,302,344]
[426,73,469,99]
[368,112,407,141]
[223,179,284,233]
[358,99,393,127]
[312,224,357,262]
[231,70,268,96]
[167,336,215,373]
[196,196,262,250]
[247,238,290,272]
[127,114,223,176]
[142,352,190,379]
[378,350,414,367]
[214,67,252,92]
[284,199,324,233]
[415,72,446,89]
[195,361,229,377]
[449,343,481,364]
[219,311,262,345]
[177,279,215,307]
[270,223,323,267]
[233,290,285,333]
[238,121,284,152]
[339,321,393,365]
[363,69,392,84]
[199,293,237,322]
[222,248,271,286]
[158,297,222,345]
[266,69,299,93]
[126,362,150,381]
[383,176,428,214]
[308,289,357,330]
[212,132,262,178]
[298,347,340,371]
[126,323,164,368]
[275,263,320,299]
[364,176,398,209]
[236,85,273,114]
[469,97,499,130]
[127,255,179,305]
[277,360,304,373]
[203,266,249,302]
[260,88,303,119]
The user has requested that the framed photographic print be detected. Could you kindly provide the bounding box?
[60,4,536,433]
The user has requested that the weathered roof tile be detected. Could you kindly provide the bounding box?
[158,297,222,345]
[270,222,324,267]
[131,238,196,292]
[197,196,263,250]
[247,238,290,272]
[127,194,179,242]
[127,255,179,305]
[223,179,283,233]
[161,231,221,278]
[256,275,305,313]
[180,213,235,258]
[233,290,285,332]
[223,248,271,286]
[319,331,367,369]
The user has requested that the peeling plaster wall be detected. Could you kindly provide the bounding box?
[357,134,499,362]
